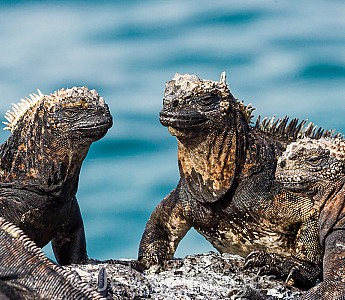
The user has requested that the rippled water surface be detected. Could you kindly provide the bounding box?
[0,0,344,260]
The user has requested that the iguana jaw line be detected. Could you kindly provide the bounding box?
[275,174,316,192]
[159,111,208,130]
[72,117,112,137]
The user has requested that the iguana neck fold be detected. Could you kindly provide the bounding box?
[0,127,88,196]
[0,139,89,198]
[176,105,249,203]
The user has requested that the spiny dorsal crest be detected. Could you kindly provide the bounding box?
[3,89,44,132]
[255,115,343,140]
[165,72,255,122]
[3,87,105,133]
[285,137,345,161]
[0,216,105,300]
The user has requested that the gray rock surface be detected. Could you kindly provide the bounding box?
[64,252,303,299]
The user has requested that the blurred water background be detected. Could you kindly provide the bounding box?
[0,0,344,261]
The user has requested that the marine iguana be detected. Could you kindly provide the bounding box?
[137,73,340,289]
[0,87,112,265]
[274,137,345,299]
[0,216,105,299]
[238,138,345,299]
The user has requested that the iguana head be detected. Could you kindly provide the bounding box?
[0,87,112,192]
[160,72,253,140]
[160,73,252,203]
[276,138,345,191]
[4,86,112,142]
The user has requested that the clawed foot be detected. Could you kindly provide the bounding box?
[129,259,149,273]
[102,258,147,273]
[244,251,320,288]
[244,251,281,276]
[108,258,164,273]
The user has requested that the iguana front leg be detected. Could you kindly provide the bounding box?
[137,187,191,270]
[244,229,345,299]
[52,197,87,265]
[244,211,322,288]
[300,229,345,300]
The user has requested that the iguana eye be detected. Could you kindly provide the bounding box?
[197,95,216,106]
[62,109,78,118]
[306,156,321,165]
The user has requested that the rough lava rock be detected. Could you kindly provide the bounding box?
[64,252,304,299]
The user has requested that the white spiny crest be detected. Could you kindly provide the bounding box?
[220,71,227,85]
[2,89,44,132]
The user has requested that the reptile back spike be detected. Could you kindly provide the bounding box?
[3,90,43,132]
[0,217,105,299]
[219,71,227,85]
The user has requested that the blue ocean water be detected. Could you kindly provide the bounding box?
[0,0,344,261]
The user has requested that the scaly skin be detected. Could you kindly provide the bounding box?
[0,87,112,265]
[137,73,341,292]
[275,138,345,300]
[239,138,345,300]
[0,216,105,299]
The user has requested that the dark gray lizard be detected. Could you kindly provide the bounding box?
[275,137,345,299]
[0,87,112,265]
[137,73,341,292]
[238,138,344,299]
[0,216,105,299]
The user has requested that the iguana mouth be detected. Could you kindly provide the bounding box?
[275,174,316,191]
[74,118,113,137]
[159,111,207,130]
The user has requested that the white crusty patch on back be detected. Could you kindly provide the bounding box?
[3,89,44,132]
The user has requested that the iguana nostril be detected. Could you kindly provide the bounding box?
[280,160,286,168]
[172,100,179,107]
